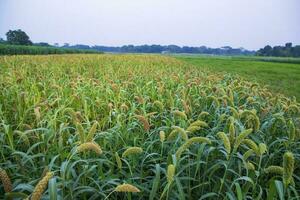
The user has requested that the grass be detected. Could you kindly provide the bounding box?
[176,55,300,100]
[0,54,299,199]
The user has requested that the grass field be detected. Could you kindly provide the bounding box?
[177,55,300,100]
[0,54,299,199]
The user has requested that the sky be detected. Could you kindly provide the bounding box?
[0,0,299,50]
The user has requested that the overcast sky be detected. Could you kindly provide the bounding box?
[0,0,299,50]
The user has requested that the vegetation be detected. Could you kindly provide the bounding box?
[5,29,33,46]
[0,44,101,55]
[3,29,300,57]
[0,54,299,199]
[1,29,255,55]
[177,55,300,100]
[257,43,300,57]
[63,44,255,55]
[1,29,103,55]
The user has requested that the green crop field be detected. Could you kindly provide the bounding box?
[0,44,102,55]
[177,55,300,100]
[0,54,299,199]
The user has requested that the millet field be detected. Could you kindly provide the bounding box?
[0,54,299,199]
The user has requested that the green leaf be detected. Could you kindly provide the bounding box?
[199,192,218,200]
[150,164,161,200]
[235,183,243,200]
[267,180,277,200]
[275,180,284,200]
[175,177,185,200]
[49,177,57,200]
[5,192,28,200]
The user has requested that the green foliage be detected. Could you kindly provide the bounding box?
[6,29,32,45]
[0,38,6,44]
[0,55,299,199]
[0,44,102,55]
[257,43,300,57]
[91,44,255,55]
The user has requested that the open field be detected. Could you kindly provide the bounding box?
[177,55,300,100]
[0,54,299,199]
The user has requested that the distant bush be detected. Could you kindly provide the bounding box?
[0,44,102,55]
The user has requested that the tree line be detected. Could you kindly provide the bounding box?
[1,29,300,57]
[0,30,101,55]
[62,44,255,55]
[0,30,254,55]
[256,43,300,57]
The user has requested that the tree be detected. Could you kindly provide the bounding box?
[0,38,6,44]
[6,29,32,45]
[256,43,300,57]
[63,43,70,48]
[35,42,51,47]
[285,43,292,48]
[272,46,283,57]
[257,45,272,56]
[292,45,300,57]
[263,45,272,56]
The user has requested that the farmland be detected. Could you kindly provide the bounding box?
[0,44,102,55]
[177,55,300,100]
[0,54,299,199]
